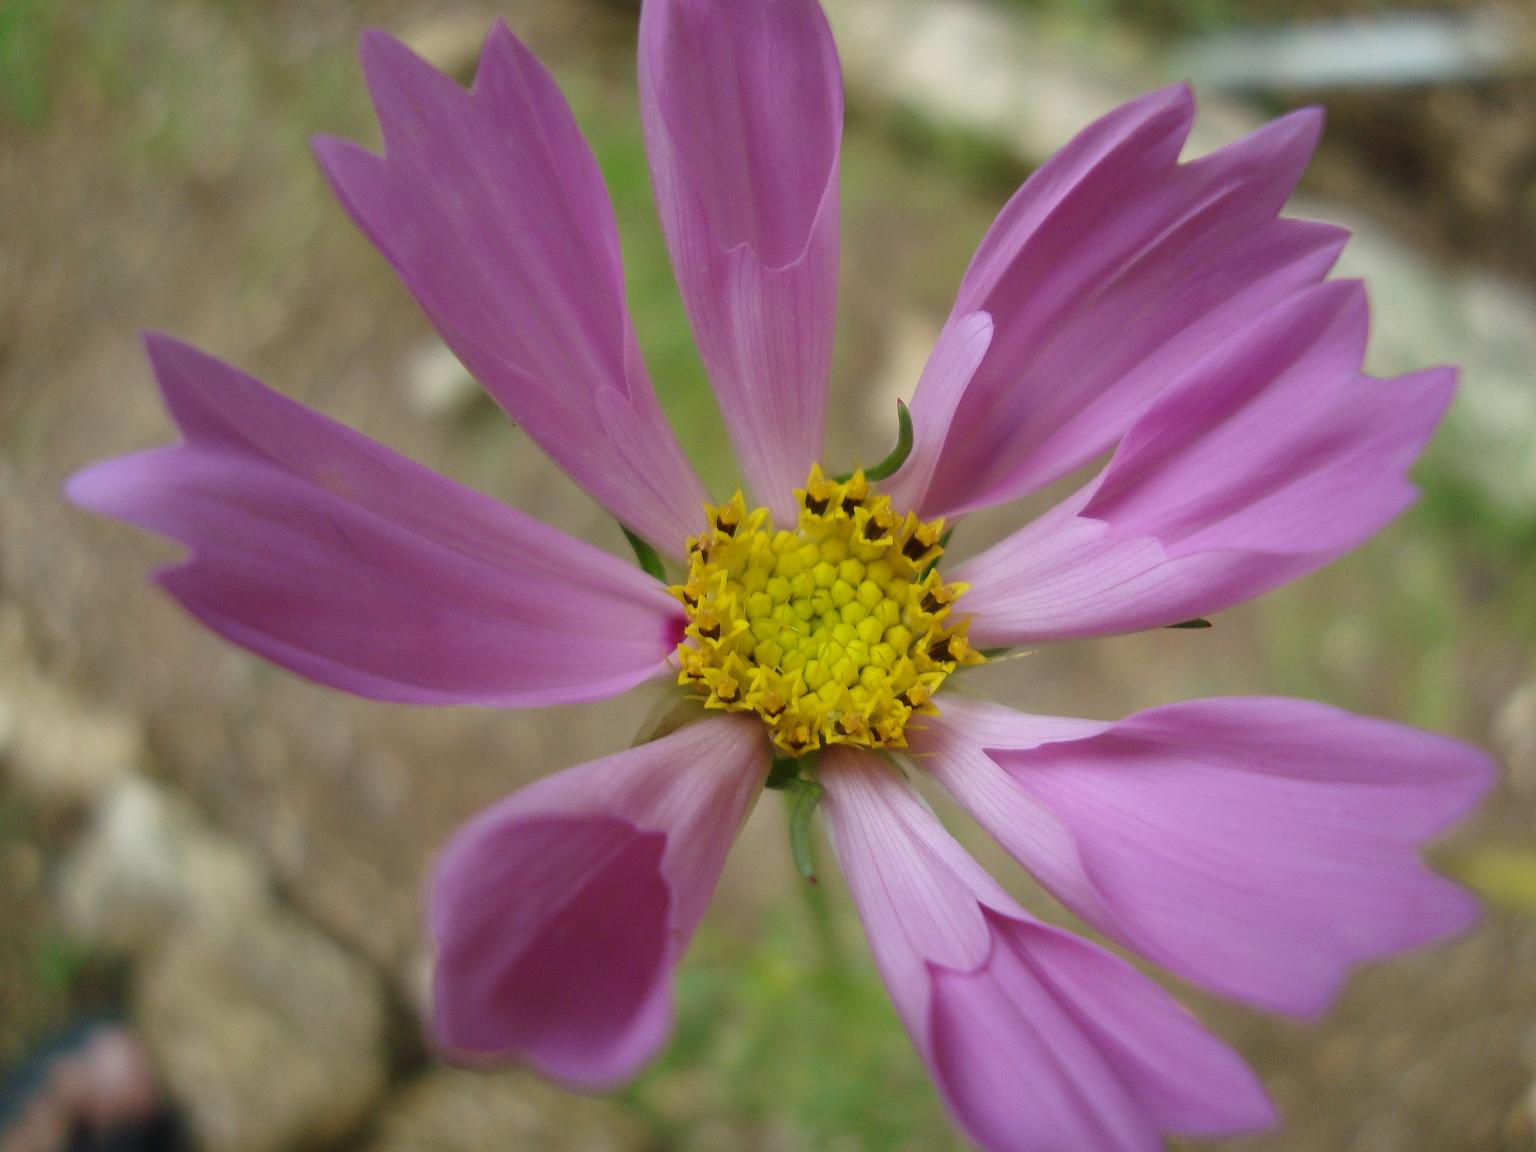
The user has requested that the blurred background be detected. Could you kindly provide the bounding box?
[2,0,1535,1149]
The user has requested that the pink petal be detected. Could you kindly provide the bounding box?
[914,696,1493,1016]
[903,85,1347,519]
[640,0,842,520]
[956,281,1454,644]
[66,336,685,707]
[819,750,1274,1151]
[430,715,768,1088]
[313,23,707,550]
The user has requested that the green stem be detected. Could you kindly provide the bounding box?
[781,785,848,985]
[787,778,824,883]
[802,869,847,986]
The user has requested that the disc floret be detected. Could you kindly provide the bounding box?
[671,465,982,756]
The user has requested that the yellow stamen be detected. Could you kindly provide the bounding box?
[671,467,982,755]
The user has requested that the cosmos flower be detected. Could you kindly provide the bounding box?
[68,1,1494,1148]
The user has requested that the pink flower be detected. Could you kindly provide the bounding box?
[69,3,1493,1148]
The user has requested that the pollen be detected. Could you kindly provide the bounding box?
[671,465,983,757]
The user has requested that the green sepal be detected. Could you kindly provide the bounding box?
[765,756,806,791]
[835,400,913,483]
[622,526,666,581]
[787,777,826,884]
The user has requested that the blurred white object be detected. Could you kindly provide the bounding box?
[400,337,481,422]
[57,779,270,955]
[1178,11,1531,92]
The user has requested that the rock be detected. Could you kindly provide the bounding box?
[57,769,391,1152]
[1495,680,1536,796]
[136,911,388,1152]
[364,1067,648,1152]
[399,338,483,422]
[57,779,270,957]
[0,665,142,811]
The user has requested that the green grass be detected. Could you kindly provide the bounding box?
[32,932,94,996]
[629,901,965,1150]
[0,0,58,128]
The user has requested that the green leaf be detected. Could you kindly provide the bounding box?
[623,526,667,582]
[836,400,914,483]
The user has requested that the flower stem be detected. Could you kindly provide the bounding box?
[781,785,848,986]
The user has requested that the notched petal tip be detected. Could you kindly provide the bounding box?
[922,699,1496,1019]
[911,72,1360,524]
[929,912,1278,1148]
[139,328,187,365]
[1131,80,1197,146]
[139,333,263,444]
[139,329,206,394]
[356,25,420,95]
[320,12,709,547]
[310,131,378,174]
[357,24,425,81]
[356,24,476,155]
[824,760,1274,1152]
[1407,363,1460,419]
[642,0,843,267]
[638,0,844,517]
[1422,731,1499,829]
[1137,78,1196,118]
[472,16,536,96]
[310,133,394,249]
[1282,102,1326,145]
[1235,103,1325,160]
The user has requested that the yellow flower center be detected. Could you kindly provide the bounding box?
[671,465,982,757]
